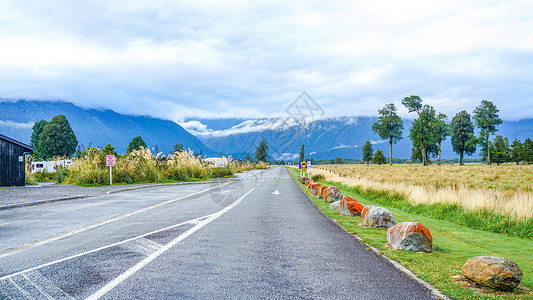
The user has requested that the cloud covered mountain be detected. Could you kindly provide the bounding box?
[185,116,533,161]
[0,100,211,155]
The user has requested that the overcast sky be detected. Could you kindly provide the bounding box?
[1,0,532,122]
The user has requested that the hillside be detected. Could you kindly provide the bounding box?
[185,116,533,160]
[0,100,211,155]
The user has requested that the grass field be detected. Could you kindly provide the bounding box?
[309,164,533,220]
[288,168,533,299]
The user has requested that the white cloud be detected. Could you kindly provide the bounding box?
[0,120,34,129]
[0,0,532,120]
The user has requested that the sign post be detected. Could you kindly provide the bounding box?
[106,155,116,185]
[299,161,308,177]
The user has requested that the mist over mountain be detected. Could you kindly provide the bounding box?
[2,100,531,161]
[185,116,533,161]
[0,100,211,155]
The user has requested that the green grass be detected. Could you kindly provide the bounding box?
[289,169,533,299]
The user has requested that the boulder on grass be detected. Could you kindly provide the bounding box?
[386,222,433,252]
[329,200,341,210]
[462,256,523,291]
[311,183,322,195]
[305,180,315,188]
[317,185,328,199]
[338,196,363,216]
[299,177,309,184]
[323,186,342,203]
[361,206,396,228]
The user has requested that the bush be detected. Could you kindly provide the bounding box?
[312,174,326,181]
[211,167,233,178]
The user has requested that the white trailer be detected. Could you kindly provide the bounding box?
[31,159,73,173]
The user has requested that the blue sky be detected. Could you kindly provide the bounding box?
[1,0,532,122]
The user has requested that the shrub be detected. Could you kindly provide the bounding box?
[312,174,325,181]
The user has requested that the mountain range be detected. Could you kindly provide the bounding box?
[0,100,211,155]
[2,100,532,161]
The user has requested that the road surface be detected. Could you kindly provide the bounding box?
[0,167,436,299]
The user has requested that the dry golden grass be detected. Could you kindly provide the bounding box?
[305,164,533,220]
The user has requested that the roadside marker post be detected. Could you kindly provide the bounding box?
[106,155,116,185]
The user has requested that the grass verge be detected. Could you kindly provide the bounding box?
[289,168,533,300]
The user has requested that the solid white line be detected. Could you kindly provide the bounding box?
[0,182,231,259]
[86,188,255,300]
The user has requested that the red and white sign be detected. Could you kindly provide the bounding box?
[106,155,116,167]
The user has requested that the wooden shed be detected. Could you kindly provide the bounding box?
[0,134,34,187]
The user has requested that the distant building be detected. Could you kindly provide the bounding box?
[0,134,34,187]
[203,157,229,168]
[31,159,74,173]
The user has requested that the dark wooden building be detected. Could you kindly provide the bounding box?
[0,134,34,187]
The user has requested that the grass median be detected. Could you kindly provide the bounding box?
[288,168,533,300]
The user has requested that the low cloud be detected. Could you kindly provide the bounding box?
[0,120,34,129]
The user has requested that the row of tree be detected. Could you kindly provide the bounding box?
[371,96,507,166]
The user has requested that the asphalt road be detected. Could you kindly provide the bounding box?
[0,167,437,299]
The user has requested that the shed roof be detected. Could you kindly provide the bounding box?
[0,133,34,152]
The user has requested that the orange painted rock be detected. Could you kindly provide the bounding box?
[462,256,523,291]
[361,205,396,228]
[323,186,342,203]
[299,177,309,184]
[338,196,363,216]
[317,185,328,199]
[311,183,321,195]
[386,222,433,252]
[305,180,315,188]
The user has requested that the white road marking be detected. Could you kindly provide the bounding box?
[0,182,231,259]
[0,214,211,282]
[271,190,281,195]
[86,188,255,300]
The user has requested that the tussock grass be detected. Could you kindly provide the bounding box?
[310,165,533,221]
[65,147,266,185]
[289,168,533,299]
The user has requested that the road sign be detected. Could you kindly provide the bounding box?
[106,155,116,167]
[299,161,307,169]
[301,167,307,173]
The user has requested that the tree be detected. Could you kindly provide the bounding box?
[372,149,387,165]
[371,103,403,165]
[408,105,439,166]
[411,144,437,164]
[38,115,78,159]
[127,136,147,153]
[492,135,511,165]
[103,144,118,156]
[254,140,269,162]
[510,139,523,165]
[450,110,477,165]
[411,147,422,164]
[30,119,48,153]
[335,157,344,164]
[522,138,533,164]
[299,144,305,162]
[173,143,184,153]
[401,95,423,114]
[473,100,503,165]
[362,141,373,165]
[435,113,449,166]
[244,155,253,162]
